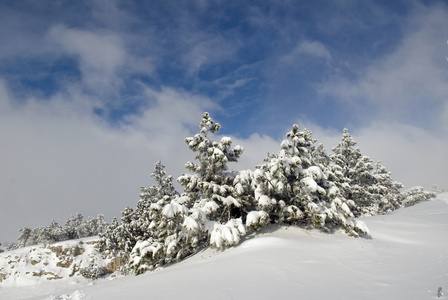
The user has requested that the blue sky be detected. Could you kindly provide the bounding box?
[1,0,447,242]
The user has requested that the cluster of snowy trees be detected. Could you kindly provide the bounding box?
[8,214,107,250]
[98,112,435,275]
[402,186,436,207]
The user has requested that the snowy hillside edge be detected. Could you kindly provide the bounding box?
[0,237,124,285]
[1,192,447,300]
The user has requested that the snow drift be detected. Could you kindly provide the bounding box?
[1,193,447,300]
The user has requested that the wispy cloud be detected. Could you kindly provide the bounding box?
[0,80,218,241]
[320,2,448,134]
[298,118,448,191]
[281,40,332,65]
[47,25,127,95]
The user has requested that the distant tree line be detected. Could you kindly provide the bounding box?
[96,112,436,275]
[8,214,107,250]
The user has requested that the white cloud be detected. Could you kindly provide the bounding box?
[354,122,448,190]
[320,3,448,134]
[0,74,281,243]
[303,3,448,191]
[231,133,280,171]
[281,40,332,64]
[48,25,126,74]
[46,25,128,95]
[296,118,448,191]
[0,81,218,242]
[181,33,240,75]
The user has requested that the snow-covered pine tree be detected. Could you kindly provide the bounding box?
[32,226,53,245]
[312,143,352,202]
[177,112,246,248]
[48,220,66,242]
[98,217,122,256]
[128,194,191,274]
[233,169,258,219]
[32,220,66,244]
[331,129,377,216]
[250,125,368,236]
[134,160,179,235]
[178,113,244,220]
[129,163,202,273]
[371,161,403,214]
[94,214,108,235]
[63,213,84,240]
[16,227,32,248]
[98,207,144,263]
[402,186,436,207]
[118,206,141,253]
[250,127,314,226]
[139,161,178,209]
[99,161,199,273]
[99,161,180,258]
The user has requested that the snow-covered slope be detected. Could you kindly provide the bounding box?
[2,193,447,300]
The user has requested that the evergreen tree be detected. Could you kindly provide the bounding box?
[233,169,257,220]
[100,161,180,258]
[251,125,368,236]
[48,220,66,242]
[178,112,244,224]
[331,129,405,216]
[93,214,108,236]
[16,227,32,248]
[98,217,122,256]
[63,213,84,240]
[331,129,377,216]
[128,194,191,274]
[138,161,178,211]
[176,113,247,249]
[99,161,200,273]
[402,186,436,207]
[371,161,403,214]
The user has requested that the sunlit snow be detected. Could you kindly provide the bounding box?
[1,193,447,300]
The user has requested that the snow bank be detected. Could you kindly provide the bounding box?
[2,194,448,300]
[0,237,115,287]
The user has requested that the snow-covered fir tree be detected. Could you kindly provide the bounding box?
[97,214,133,256]
[331,129,378,216]
[249,125,368,236]
[98,217,120,255]
[177,112,246,248]
[128,160,203,273]
[331,129,405,216]
[371,160,403,214]
[16,227,32,248]
[128,194,192,274]
[99,161,180,256]
[402,186,436,207]
[312,143,351,201]
[64,213,85,240]
[99,161,201,273]
[139,161,178,209]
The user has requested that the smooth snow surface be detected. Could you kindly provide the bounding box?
[2,193,447,300]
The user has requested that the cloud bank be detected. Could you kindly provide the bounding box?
[0,0,447,242]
